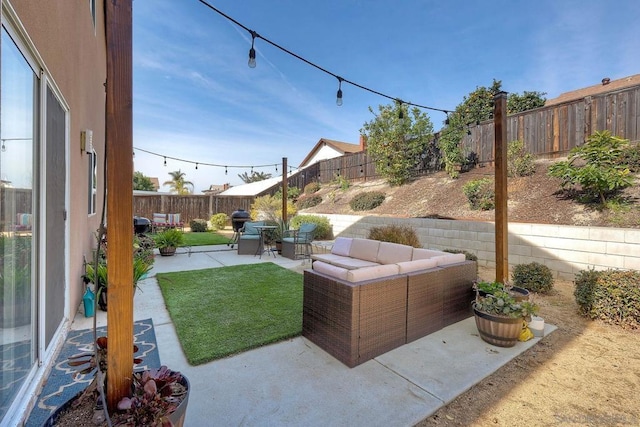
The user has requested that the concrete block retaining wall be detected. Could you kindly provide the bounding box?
[314,214,640,281]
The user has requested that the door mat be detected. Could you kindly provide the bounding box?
[25,318,160,426]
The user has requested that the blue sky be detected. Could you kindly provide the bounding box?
[132,0,640,193]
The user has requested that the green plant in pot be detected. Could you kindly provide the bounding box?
[271,218,290,254]
[473,280,530,301]
[154,228,184,256]
[84,257,153,311]
[472,289,539,348]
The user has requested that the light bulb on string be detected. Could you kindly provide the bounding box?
[248,30,257,68]
[225,166,228,175]
[2,142,6,152]
[163,156,167,166]
[445,113,450,126]
[336,77,343,106]
[195,163,198,170]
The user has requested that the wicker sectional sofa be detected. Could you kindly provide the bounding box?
[303,237,476,367]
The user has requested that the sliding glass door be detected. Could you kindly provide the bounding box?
[0,25,37,420]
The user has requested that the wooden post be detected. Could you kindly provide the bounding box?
[106,0,134,411]
[494,91,509,283]
[282,157,288,223]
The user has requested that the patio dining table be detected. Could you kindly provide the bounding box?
[253,225,278,258]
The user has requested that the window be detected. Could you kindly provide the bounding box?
[88,149,97,215]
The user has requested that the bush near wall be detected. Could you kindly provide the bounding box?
[210,213,229,230]
[289,215,332,240]
[189,218,208,232]
[368,225,421,248]
[512,262,554,293]
[574,268,640,329]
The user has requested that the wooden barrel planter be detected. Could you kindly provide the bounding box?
[510,286,530,302]
[473,305,522,348]
[159,246,177,256]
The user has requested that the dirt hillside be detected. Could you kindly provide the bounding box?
[303,160,640,228]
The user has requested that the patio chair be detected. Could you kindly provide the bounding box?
[281,223,317,261]
[237,221,265,255]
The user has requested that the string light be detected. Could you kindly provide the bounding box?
[195,162,199,170]
[163,156,167,166]
[1,142,5,152]
[196,0,452,118]
[445,113,450,125]
[134,147,279,171]
[336,77,343,106]
[225,166,228,175]
[248,30,257,68]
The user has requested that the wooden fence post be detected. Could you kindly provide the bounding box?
[494,91,509,283]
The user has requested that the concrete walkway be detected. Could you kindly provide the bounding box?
[69,244,554,427]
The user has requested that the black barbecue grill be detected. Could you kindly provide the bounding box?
[227,209,251,248]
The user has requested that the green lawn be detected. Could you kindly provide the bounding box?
[154,230,229,247]
[156,263,303,365]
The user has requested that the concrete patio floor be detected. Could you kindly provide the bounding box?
[68,244,555,427]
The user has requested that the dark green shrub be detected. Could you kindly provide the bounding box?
[462,178,494,210]
[297,194,323,209]
[512,262,554,293]
[367,225,421,248]
[304,181,321,194]
[507,140,536,177]
[444,249,478,262]
[289,214,332,240]
[574,268,640,328]
[349,191,386,211]
[210,213,228,230]
[621,144,640,173]
[189,218,208,232]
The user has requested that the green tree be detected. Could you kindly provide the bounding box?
[163,169,194,195]
[438,79,503,178]
[238,171,272,183]
[361,101,434,186]
[547,131,634,204]
[133,171,156,191]
[507,91,546,114]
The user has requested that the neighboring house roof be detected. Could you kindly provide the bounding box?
[545,74,640,106]
[218,171,298,196]
[298,138,361,169]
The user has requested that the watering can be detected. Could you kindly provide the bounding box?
[83,286,95,317]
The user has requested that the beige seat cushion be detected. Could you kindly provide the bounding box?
[412,248,449,260]
[312,261,349,281]
[432,253,466,266]
[331,237,353,256]
[346,264,400,282]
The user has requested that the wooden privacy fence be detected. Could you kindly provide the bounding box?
[133,194,254,225]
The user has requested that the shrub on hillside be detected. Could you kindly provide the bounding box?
[507,140,536,177]
[512,262,554,293]
[349,191,386,211]
[462,178,495,210]
[189,218,208,232]
[304,181,321,194]
[210,213,229,230]
[367,225,421,248]
[297,194,323,210]
[574,268,640,328]
[621,144,640,173]
[289,215,332,240]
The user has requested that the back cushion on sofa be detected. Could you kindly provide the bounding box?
[331,237,353,256]
[377,242,414,265]
[412,248,448,261]
[396,258,438,274]
[349,238,381,262]
[432,252,466,266]
[346,264,400,282]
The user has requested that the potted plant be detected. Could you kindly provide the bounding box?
[472,289,539,348]
[474,280,530,301]
[84,257,153,311]
[272,218,290,254]
[154,228,184,256]
[47,337,190,426]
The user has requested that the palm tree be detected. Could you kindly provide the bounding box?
[163,169,194,194]
[238,171,272,183]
